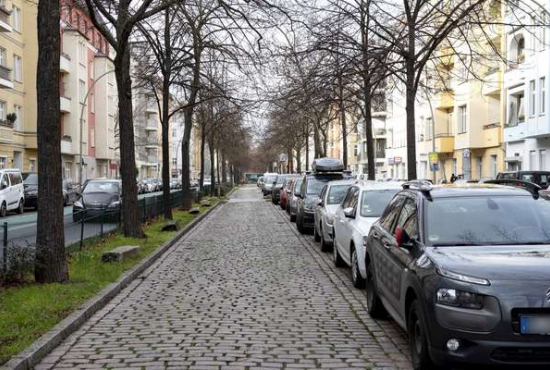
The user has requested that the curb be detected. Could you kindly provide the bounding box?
[1,202,222,370]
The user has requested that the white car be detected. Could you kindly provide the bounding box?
[313,179,354,251]
[332,181,402,288]
[0,169,25,217]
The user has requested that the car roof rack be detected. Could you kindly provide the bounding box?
[402,180,433,199]
[485,179,541,199]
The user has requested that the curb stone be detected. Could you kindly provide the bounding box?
[0,202,222,370]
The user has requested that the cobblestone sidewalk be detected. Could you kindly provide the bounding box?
[35,186,412,370]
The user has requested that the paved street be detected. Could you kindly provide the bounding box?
[36,185,412,370]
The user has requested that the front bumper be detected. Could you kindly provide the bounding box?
[25,195,37,208]
[302,210,315,228]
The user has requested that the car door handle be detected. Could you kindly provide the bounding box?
[382,242,391,250]
[372,231,380,238]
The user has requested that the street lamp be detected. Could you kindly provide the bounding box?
[79,69,116,186]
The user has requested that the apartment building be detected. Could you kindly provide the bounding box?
[502,1,549,171]
[385,89,411,180]
[59,0,117,182]
[0,0,37,171]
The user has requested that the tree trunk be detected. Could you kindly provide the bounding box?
[339,81,348,168]
[180,121,192,210]
[221,151,227,183]
[209,139,215,197]
[199,126,206,189]
[295,146,301,173]
[305,130,309,170]
[405,70,417,181]
[114,49,143,238]
[161,8,172,219]
[35,0,68,283]
[364,92,375,180]
[216,149,221,185]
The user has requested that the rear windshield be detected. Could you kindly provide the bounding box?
[360,189,399,217]
[426,196,550,246]
[306,176,343,195]
[327,185,351,204]
[265,175,277,183]
[23,173,38,185]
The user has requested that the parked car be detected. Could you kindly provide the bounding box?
[295,158,345,233]
[73,179,121,222]
[497,170,550,189]
[261,172,278,196]
[271,174,294,204]
[257,176,264,188]
[280,176,300,210]
[63,179,79,206]
[313,179,354,251]
[0,169,24,216]
[170,178,182,189]
[366,181,550,369]
[332,181,402,287]
[22,172,38,210]
[288,177,304,221]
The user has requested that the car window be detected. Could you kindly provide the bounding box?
[380,195,405,233]
[341,187,355,208]
[349,187,360,211]
[540,174,549,186]
[327,184,351,205]
[396,198,419,240]
[9,173,21,185]
[319,185,328,201]
[294,178,303,196]
[426,195,550,245]
[521,174,535,182]
[83,182,119,194]
[23,173,38,185]
[0,174,8,188]
[306,177,333,195]
[500,173,515,180]
[360,189,400,217]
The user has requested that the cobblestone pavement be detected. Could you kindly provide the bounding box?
[36,186,412,370]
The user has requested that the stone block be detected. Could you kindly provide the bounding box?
[161,221,179,232]
[101,245,140,263]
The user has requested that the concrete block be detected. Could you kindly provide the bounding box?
[101,246,140,263]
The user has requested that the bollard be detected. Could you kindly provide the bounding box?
[2,222,7,272]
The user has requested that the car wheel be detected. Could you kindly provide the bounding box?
[272,197,277,204]
[296,212,306,234]
[0,202,6,217]
[408,300,438,370]
[332,241,345,267]
[314,224,321,242]
[280,200,285,210]
[366,258,387,318]
[290,212,296,222]
[17,199,24,214]
[286,202,290,214]
[351,247,366,289]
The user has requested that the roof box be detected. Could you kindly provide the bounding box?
[312,157,344,173]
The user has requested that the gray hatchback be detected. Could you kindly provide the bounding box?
[366,181,550,369]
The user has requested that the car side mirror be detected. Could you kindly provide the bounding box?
[343,207,355,219]
[318,199,324,207]
[395,226,413,249]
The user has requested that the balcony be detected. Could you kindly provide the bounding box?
[60,53,71,74]
[373,128,386,137]
[0,5,12,33]
[434,133,454,153]
[438,47,454,68]
[147,155,158,164]
[436,90,454,110]
[0,65,13,89]
[60,96,71,113]
[482,69,501,96]
[145,121,158,131]
[481,122,501,148]
[375,149,386,159]
[61,136,72,154]
[145,135,159,148]
[145,103,158,114]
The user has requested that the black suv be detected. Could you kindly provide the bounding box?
[497,171,550,189]
[295,158,345,234]
[366,181,550,369]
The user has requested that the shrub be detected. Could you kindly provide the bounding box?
[0,243,35,285]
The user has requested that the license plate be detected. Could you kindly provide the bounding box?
[520,315,550,335]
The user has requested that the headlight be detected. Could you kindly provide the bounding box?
[108,201,120,208]
[325,214,334,226]
[74,200,83,208]
[437,267,490,286]
[436,289,484,310]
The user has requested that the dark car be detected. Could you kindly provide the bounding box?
[281,176,300,211]
[497,171,550,189]
[271,174,294,205]
[73,179,122,222]
[295,158,345,234]
[366,181,550,369]
[62,179,79,206]
[22,172,38,209]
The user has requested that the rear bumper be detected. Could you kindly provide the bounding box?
[24,196,37,208]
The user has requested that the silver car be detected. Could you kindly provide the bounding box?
[262,172,278,196]
[313,179,354,251]
[332,181,402,288]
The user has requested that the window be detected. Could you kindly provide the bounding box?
[491,155,498,177]
[29,159,36,172]
[89,93,95,113]
[0,100,6,120]
[477,157,483,178]
[458,105,467,133]
[79,42,86,65]
[380,195,405,232]
[12,6,21,32]
[13,55,22,82]
[397,198,419,240]
[327,185,351,205]
[508,90,525,126]
[540,77,546,115]
[13,105,22,131]
[353,144,358,157]
[90,128,95,148]
[0,48,6,67]
[0,158,6,170]
[63,162,72,179]
[530,80,536,116]
[172,129,177,138]
[530,150,537,170]
[79,80,86,103]
[172,158,177,166]
[360,189,399,217]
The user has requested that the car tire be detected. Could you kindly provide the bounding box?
[0,202,6,217]
[272,197,277,205]
[332,241,345,267]
[17,199,24,214]
[366,258,387,318]
[408,300,438,370]
[286,202,290,214]
[290,212,296,222]
[314,224,321,242]
[351,247,366,289]
[296,212,306,234]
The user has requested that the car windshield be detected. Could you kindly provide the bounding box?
[360,189,399,217]
[84,182,119,194]
[306,178,332,195]
[327,185,351,204]
[427,196,550,246]
[265,175,277,183]
[276,176,285,184]
[23,173,38,185]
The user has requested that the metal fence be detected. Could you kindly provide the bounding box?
[1,188,200,274]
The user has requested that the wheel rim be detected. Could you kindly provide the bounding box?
[352,251,358,281]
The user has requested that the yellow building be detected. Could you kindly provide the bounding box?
[0,0,38,171]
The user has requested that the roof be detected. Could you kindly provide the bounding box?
[407,183,534,199]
